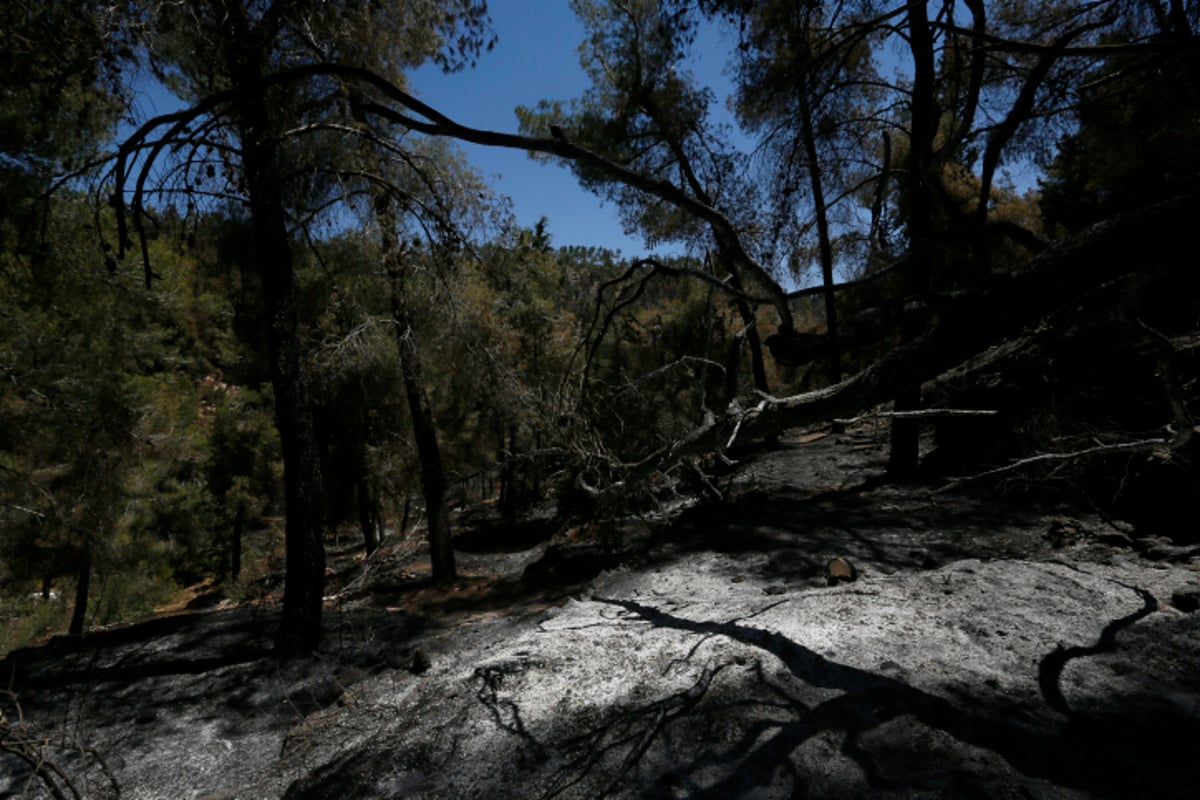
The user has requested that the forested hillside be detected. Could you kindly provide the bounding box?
[1,1,1198,796]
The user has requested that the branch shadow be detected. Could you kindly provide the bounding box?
[474,662,549,764]
[565,593,1200,799]
[656,455,1063,586]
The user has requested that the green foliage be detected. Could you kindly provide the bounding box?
[0,193,282,636]
[1,196,147,627]
[724,0,883,280]
[0,1,126,173]
[517,0,744,250]
[0,593,71,658]
[1040,48,1200,232]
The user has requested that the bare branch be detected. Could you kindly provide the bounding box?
[934,439,1165,493]
[833,408,999,426]
[930,20,1200,57]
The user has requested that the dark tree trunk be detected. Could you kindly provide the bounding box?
[888,382,922,475]
[869,132,893,268]
[889,0,939,476]
[68,545,91,636]
[358,476,380,555]
[500,428,518,525]
[230,501,245,580]
[799,89,842,387]
[400,495,412,537]
[391,285,456,583]
[728,270,770,395]
[367,183,456,584]
[225,37,325,657]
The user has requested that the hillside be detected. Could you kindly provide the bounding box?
[3,424,1199,799]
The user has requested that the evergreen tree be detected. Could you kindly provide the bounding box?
[111,0,494,653]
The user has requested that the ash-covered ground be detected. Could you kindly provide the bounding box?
[4,424,1199,799]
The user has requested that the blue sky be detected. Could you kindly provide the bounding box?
[408,5,736,256]
[126,5,734,257]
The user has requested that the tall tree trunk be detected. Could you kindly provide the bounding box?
[68,545,91,636]
[501,428,518,525]
[358,476,380,555]
[369,187,457,584]
[869,132,893,269]
[726,267,770,395]
[230,500,244,580]
[890,0,939,477]
[799,90,842,387]
[390,279,456,583]
[226,38,325,657]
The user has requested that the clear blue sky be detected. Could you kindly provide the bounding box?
[408,5,735,256]
[124,6,735,256]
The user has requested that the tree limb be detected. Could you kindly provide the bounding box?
[934,439,1165,494]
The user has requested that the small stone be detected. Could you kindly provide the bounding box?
[1096,531,1135,548]
[410,647,432,675]
[825,557,858,585]
[1046,516,1084,548]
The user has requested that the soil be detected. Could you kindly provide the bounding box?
[3,422,1199,799]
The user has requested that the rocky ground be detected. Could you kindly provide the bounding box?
[3,423,1200,799]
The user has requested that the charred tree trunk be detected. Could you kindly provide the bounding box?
[869,132,893,269]
[799,89,842,387]
[358,476,381,555]
[500,428,518,525]
[890,0,939,477]
[400,494,412,537]
[67,545,91,636]
[369,189,456,584]
[888,380,923,475]
[391,285,456,583]
[225,32,325,657]
[727,269,770,395]
[230,500,244,580]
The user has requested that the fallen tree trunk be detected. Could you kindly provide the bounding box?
[606,192,1200,491]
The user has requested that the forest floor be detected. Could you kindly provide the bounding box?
[3,422,1200,799]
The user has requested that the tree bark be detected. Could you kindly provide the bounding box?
[68,545,91,637]
[390,281,456,583]
[358,476,380,555]
[230,500,244,580]
[888,0,940,476]
[225,25,326,657]
[798,88,842,387]
[367,182,457,584]
[722,262,769,396]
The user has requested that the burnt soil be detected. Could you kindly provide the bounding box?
[3,423,1199,799]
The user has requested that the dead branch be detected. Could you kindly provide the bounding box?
[933,439,1165,493]
[588,192,1200,493]
[609,356,725,403]
[1137,318,1196,449]
[833,408,1000,425]
[1,691,83,800]
[542,662,730,800]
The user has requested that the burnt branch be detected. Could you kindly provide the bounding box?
[581,193,1200,497]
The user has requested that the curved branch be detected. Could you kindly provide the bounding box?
[112,62,796,329]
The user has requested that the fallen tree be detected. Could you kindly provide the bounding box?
[594,191,1200,497]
